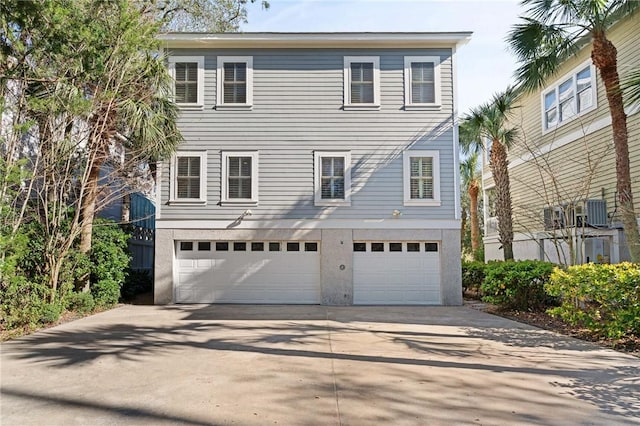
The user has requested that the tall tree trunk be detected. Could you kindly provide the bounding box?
[592,31,640,262]
[79,106,115,256]
[461,207,468,248]
[79,159,103,256]
[489,139,514,261]
[469,181,480,255]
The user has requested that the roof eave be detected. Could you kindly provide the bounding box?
[157,32,472,49]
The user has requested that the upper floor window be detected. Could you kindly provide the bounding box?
[217,56,253,108]
[404,56,441,108]
[170,151,207,204]
[314,151,351,206]
[403,150,440,206]
[168,56,204,109]
[221,151,258,205]
[344,56,380,109]
[542,61,596,131]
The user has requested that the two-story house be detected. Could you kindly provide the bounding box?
[483,12,640,264]
[154,32,471,305]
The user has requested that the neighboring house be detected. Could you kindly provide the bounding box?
[483,13,640,265]
[155,32,471,305]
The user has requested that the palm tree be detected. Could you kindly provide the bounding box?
[79,53,183,256]
[508,0,640,262]
[460,90,518,261]
[78,2,183,258]
[460,152,482,259]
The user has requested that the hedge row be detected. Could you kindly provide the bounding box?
[546,263,639,338]
[462,260,640,338]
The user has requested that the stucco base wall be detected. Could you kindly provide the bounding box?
[154,228,174,305]
[154,227,462,306]
[441,229,463,305]
[320,229,354,305]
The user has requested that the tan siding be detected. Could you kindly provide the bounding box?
[482,11,640,236]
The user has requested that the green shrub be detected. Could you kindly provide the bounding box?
[481,260,556,311]
[0,277,52,329]
[546,262,640,339]
[89,219,131,308]
[0,224,67,329]
[462,261,486,293]
[66,291,95,314]
[120,269,153,301]
[92,279,122,307]
[40,302,64,324]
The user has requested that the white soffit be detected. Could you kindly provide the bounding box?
[158,32,473,49]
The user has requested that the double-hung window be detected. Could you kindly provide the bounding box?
[217,56,253,108]
[404,56,441,108]
[344,56,380,109]
[170,151,207,204]
[168,56,204,109]
[221,151,258,205]
[314,151,351,206]
[542,61,595,131]
[403,150,440,206]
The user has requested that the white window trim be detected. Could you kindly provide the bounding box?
[403,150,441,207]
[483,185,496,223]
[221,151,259,206]
[403,56,441,109]
[216,56,253,109]
[541,60,597,134]
[314,151,352,207]
[169,151,207,205]
[343,56,380,110]
[168,56,205,110]
[484,137,492,166]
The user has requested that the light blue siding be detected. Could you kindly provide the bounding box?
[160,48,456,220]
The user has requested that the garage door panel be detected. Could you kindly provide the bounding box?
[175,242,320,304]
[353,242,441,305]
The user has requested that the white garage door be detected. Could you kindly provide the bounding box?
[175,241,321,303]
[353,242,441,305]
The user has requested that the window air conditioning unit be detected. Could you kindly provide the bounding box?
[584,199,608,226]
[544,199,607,230]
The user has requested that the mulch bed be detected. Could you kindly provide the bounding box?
[465,297,640,358]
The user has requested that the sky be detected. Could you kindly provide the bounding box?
[243,0,526,114]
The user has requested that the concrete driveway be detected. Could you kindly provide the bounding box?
[1,305,639,425]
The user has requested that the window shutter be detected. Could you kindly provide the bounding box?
[350,63,374,104]
[174,62,198,104]
[411,62,435,103]
[410,157,434,199]
[320,157,346,199]
[223,63,247,104]
[176,156,201,199]
[227,156,252,199]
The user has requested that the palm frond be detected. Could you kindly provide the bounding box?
[507,0,636,92]
[621,68,640,106]
[460,88,518,153]
[460,151,481,188]
[602,0,640,28]
[508,15,584,92]
[458,119,483,155]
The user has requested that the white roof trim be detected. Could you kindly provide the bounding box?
[158,32,472,48]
